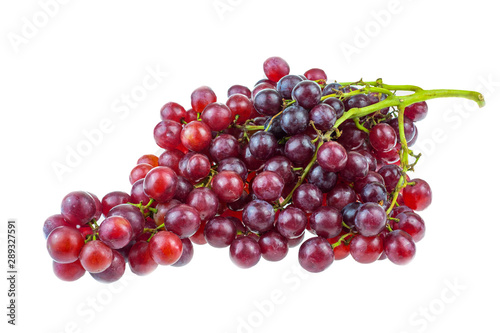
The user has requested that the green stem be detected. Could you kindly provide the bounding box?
[353,118,370,133]
[280,140,324,208]
[331,233,354,248]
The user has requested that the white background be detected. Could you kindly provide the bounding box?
[1,0,499,332]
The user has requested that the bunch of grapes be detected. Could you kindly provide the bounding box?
[43,57,485,282]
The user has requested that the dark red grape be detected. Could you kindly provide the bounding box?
[292,184,322,213]
[128,240,158,275]
[339,151,369,182]
[164,204,201,238]
[53,260,86,282]
[149,230,183,265]
[350,234,384,263]
[298,237,334,273]
[393,212,425,242]
[309,206,343,239]
[369,123,397,152]
[263,56,290,82]
[258,230,288,261]
[153,120,182,149]
[171,238,194,267]
[309,104,337,131]
[47,226,85,263]
[228,85,252,98]
[186,187,219,220]
[218,157,248,181]
[322,97,345,118]
[251,171,284,202]
[276,207,307,239]
[191,86,217,113]
[79,240,113,273]
[341,202,361,228]
[180,121,212,152]
[317,141,348,172]
[108,204,146,239]
[403,178,432,211]
[405,101,428,122]
[354,203,387,237]
[242,199,275,233]
[284,134,315,166]
[226,94,253,124]
[204,216,237,248]
[280,104,309,135]
[292,80,322,109]
[249,131,278,160]
[143,166,178,203]
[326,183,356,211]
[384,230,416,265]
[304,68,327,81]
[43,214,73,239]
[160,102,187,123]
[253,89,282,116]
[98,216,133,249]
[129,163,153,185]
[61,191,97,226]
[230,236,261,268]
[277,74,303,100]
[201,102,233,131]
[307,164,337,193]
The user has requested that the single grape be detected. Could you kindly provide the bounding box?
[228,85,252,98]
[53,260,86,282]
[253,89,282,116]
[280,104,309,135]
[369,123,397,152]
[326,183,357,211]
[242,199,275,233]
[249,131,278,160]
[405,101,428,122]
[337,122,367,150]
[186,187,219,220]
[211,170,244,203]
[164,204,202,238]
[160,102,187,123]
[309,206,343,239]
[298,237,334,273]
[252,82,275,99]
[204,216,237,248]
[309,104,337,131]
[98,216,133,249]
[344,94,370,111]
[354,203,387,237]
[158,147,185,174]
[180,121,212,152]
[292,80,322,109]
[226,93,253,124]
[284,134,315,166]
[251,171,284,202]
[153,120,182,149]
[201,102,233,131]
[387,117,416,143]
[317,141,348,172]
[341,202,361,228]
[61,191,97,226]
[191,86,217,113]
[276,207,307,239]
[339,151,369,182]
[101,191,131,217]
[79,240,113,273]
[259,230,288,262]
[230,236,261,269]
[307,164,337,193]
[359,182,387,204]
[292,184,322,213]
[149,231,183,265]
[46,226,85,263]
[304,68,327,81]
[128,240,158,275]
[384,230,416,265]
[90,250,126,283]
[263,56,290,82]
[350,234,384,263]
[143,166,178,203]
[357,149,378,172]
[378,165,403,193]
[402,178,432,211]
[189,220,208,245]
[182,153,211,183]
